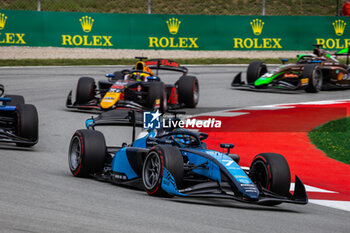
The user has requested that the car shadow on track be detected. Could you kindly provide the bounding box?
[62,172,304,213]
[171,198,303,213]
[63,108,102,115]
[230,87,304,95]
[0,144,37,152]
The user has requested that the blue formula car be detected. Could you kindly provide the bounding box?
[0,84,38,147]
[68,110,307,206]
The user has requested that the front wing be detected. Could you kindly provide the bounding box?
[161,168,308,205]
[66,90,152,112]
[0,129,38,145]
[231,72,302,91]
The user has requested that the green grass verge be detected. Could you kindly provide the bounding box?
[308,117,350,165]
[0,58,299,66]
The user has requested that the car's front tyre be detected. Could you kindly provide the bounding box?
[303,64,323,93]
[75,77,96,104]
[247,61,268,85]
[142,145,184,197]
[249,153,291,206]
[146,82,167,113]
[177,76,199,108]
[68,130,106,178]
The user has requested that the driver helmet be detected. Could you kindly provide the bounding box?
[125,73,144,81]
[134,61,154,76]
[171,128,193,146]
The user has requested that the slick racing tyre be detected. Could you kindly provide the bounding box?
[142,145,184,197]
[69,130,106,178]
[249,153,291,206]
[247,61,268,85]
[146,82,167,113]
[177,76,199,108]
[303,64,323,93]
[16,104,38,147]
[75,77,95,104]
[4,95,25,106]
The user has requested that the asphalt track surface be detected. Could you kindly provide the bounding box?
[0,65,349,233]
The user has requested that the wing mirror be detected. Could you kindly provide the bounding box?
[281,59,288,64]
[147,76,160,82]
[220,143,234,154]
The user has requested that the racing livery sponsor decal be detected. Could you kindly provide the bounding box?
[316,20,350,49]
[233,19,282,49]
[0,12,26,45]
[148,18,199,49]
[204,150,253,185]
[145,59,179,68]
[61,15,113,47]
[112,172,127,181]
[161,168,185,196]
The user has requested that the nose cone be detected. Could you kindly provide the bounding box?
[100,93,121,109]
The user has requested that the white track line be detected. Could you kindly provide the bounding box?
[290,183,337,193]
[309,200,350,212]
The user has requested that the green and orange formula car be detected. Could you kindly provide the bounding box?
[232,45,350,93]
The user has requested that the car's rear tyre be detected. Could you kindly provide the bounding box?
[249,153,291,206]
[4,95,25,106]
[68,129,106,178]
[146,82,167,113]
[16,104,38,147]
[142,145,184,197]
[75,77,96,104]
[247,61,268,85]
[177,76,199,108]
[303,64,323,93]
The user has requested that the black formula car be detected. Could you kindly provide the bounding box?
[0,84,38,147]
[232,45,350,93]
[66,58,199,112]
[68,110,307,206]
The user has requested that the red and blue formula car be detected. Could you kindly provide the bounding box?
[68,110,307,206]
[66,58,199,113]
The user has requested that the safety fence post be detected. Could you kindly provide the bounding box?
[37,0,41,11]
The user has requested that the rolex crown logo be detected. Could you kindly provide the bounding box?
[333,19,346,36]
[79,16,94,33]
[166,18,181,35]
[0,13,8,30]
[250,19,264,36]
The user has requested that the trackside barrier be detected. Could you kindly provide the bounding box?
[0,9,350,51]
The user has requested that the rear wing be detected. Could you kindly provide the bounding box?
[85,109,143,143]
[336,47,350,55]
[144,59,188,74]
[335,47,350,66]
